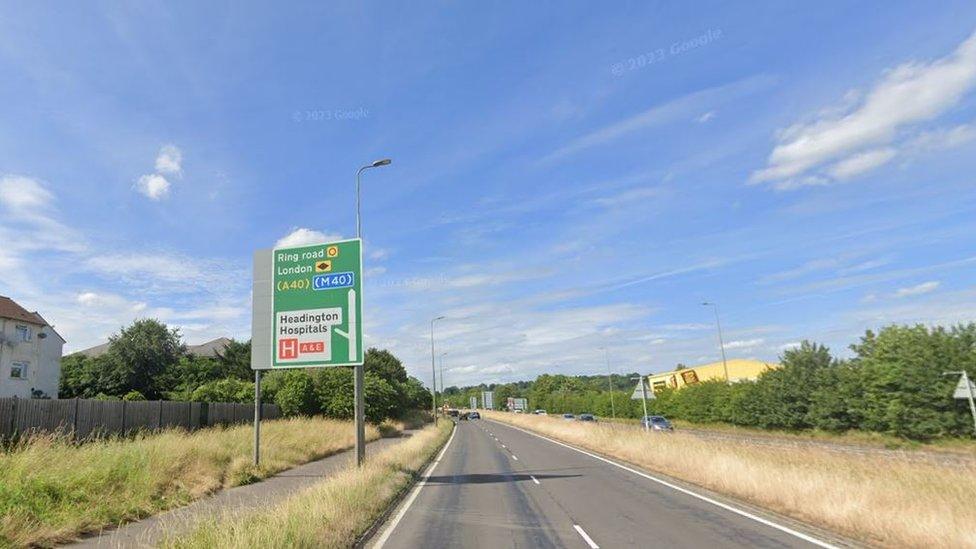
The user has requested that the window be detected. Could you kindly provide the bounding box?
[15,325,31,342]
[10,362,28,379]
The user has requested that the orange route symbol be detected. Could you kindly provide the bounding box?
[326,245,339,258]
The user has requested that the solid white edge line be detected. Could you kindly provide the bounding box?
[372,424,457,548]
[511,454,518,460]
[530,475,540,485]
[573,524,600,549]
[491,420,837,549]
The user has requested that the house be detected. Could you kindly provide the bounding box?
[646,358,779,392]
[74,336,234,359]
[0,296,65,398]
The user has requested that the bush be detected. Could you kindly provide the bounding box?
[274,371,319,416]
[189,379,254,403]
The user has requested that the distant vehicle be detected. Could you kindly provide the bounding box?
[533,409,548,415]
[562,413,575,420]
[447,409,460,417]
[641,415,674,431]
[514,409,524,414]
[578,413,596,422]
[458,411,469,421]
[469,411,480,419]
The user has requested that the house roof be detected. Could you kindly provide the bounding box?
[0,295,65,342]
[74,336,233,358]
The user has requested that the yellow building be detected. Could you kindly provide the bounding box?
[646,359,778,391]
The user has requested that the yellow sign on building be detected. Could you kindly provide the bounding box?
[646,358,778,391]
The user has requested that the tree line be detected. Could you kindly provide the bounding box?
[59,319,431,423]
[443,324,976,440]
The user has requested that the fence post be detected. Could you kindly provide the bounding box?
[121,400,127,435]
[9,398,16,438]
[157,400,163,431]
[73,398,80,441]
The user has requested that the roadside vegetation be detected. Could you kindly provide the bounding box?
[163,420,453,549]
[0,417,381,547]
[445,323,976,442]
[486,411,976,548]
[59,319,432,424]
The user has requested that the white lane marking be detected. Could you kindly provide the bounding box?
[573,524,599,548]
[372,425,458,548]
[490,420,837,549]
[530,475,540,485]
[511,454,519,461]
[501,444,507,448]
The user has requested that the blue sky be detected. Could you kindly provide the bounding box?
[2,2,976,387]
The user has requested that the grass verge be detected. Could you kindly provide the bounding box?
[486,411,976,548]
[162,420,453,548]
[0,417,380,547]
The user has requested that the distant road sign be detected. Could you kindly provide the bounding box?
[631,379,655,400]
[954,374,976,399]
[254,238,363,369]
[482,391,494,410]
[470,396,477,409]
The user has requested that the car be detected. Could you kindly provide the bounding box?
[533,409,548,415]
[562,413,575,420]
[458,411,469,420]
[641,415,674,431]
[469,411,480,419]
[578,413,596,422]
[447,409,460,417]
[514,409,524,414]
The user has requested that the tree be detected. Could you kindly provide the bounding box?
[365,348,408,384]
[214,339,252,380]
[274,370,319,416]
[190,378,254,403]
[101,319,184,399]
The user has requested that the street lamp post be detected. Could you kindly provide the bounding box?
[430,316,446,424]
[353,158,391,467]
[439,351,448,406]
[602,347,616,422]
[702,302,730,384]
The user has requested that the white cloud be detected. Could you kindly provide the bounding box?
[155,144,183,176]
[905,124,976,152]
[275,227,343,248]
[827,147,896,180]
[0,175,54,211]
[778,341,801,351]
[136,173,170,200]
[725,338,764,349]
[894,280,940,298]
[752,29,976,187]
[541,74,773,163]
[696,110,716,123]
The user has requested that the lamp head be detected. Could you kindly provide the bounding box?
[372,158,392,167]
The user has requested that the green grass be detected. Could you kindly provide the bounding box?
[0,417,380,547]
[163,420,453,549]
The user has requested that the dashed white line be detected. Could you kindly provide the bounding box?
[530,475,540,485]
[573,524,599,548]
[511,454,519,461]
[490,420,837,549]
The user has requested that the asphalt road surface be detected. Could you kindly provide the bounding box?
[371,419,834,549]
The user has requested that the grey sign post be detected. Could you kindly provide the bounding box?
[944,371,976,436]
[252,249,273,465]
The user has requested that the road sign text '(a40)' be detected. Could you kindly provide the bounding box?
[271,239,363,368]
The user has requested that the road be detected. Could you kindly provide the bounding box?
[371,419,835,549]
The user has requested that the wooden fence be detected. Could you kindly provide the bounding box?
[0,398,279,440]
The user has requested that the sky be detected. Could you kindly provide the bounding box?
[2,2,976,388]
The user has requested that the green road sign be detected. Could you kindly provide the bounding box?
[271,238,363,368]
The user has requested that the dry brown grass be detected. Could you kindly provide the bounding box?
[486,411,976,548]
[163,420,453,549]
[0,417,378,548]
